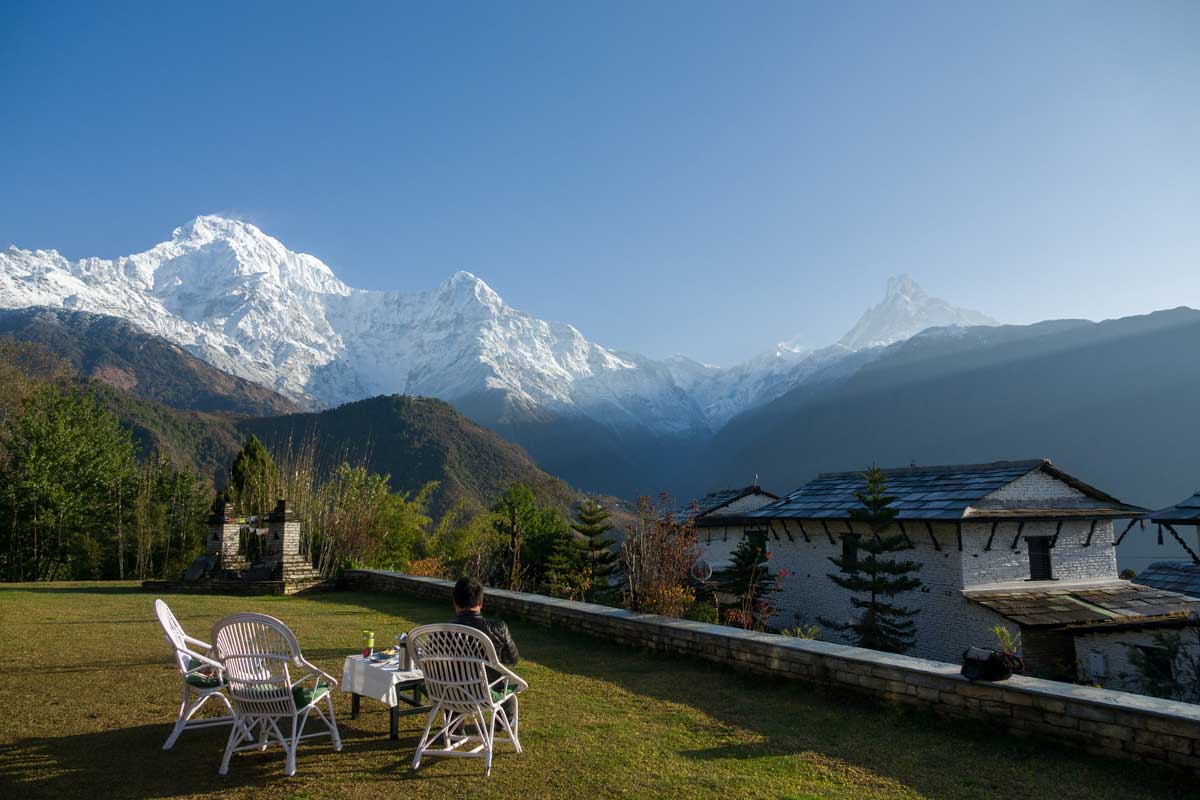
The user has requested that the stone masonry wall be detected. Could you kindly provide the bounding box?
[346,569,1200,775]
[961,519,1117,586]
[764,522,1014,663]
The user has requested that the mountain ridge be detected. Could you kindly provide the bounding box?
[0,216,998,435]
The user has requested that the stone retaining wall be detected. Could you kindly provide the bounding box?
[346,568,1200,775]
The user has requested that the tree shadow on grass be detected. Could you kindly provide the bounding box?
[0,716,415,800]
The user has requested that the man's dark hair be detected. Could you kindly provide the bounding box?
[453,576,484,609]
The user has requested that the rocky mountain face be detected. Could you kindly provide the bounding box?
[0,306,301,417]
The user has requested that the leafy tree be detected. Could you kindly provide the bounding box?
[374,481,438,570]
[492,484,538,590]
[490,483,569,590]
[823,465,923,653]
[0,386,138,581]
[572,498,619,599]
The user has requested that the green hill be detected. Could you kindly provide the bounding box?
[242,395,575,517]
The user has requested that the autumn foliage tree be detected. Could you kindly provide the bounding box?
[621,494,698,618]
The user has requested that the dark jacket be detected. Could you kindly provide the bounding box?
[453,609,520,668]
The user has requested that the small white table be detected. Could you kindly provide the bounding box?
[341,655,429,740]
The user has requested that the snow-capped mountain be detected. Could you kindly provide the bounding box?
[838,274,996,350]
[0,216,996,436]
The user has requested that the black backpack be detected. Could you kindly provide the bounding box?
[961,646,1024,681]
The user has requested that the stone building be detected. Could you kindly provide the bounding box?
[719,459,1200,687]
[1072,490,1200,696]
[682,485,779,571]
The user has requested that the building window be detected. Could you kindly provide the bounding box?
[842,534,860,572]
[1135,645,1174,685]
[1027,537,1054,581]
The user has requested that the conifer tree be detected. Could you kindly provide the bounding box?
[544,529,591,601]
[720,528,771,603]
[824,465,923,653]
[571,497,619,599]
[229,435,278,520]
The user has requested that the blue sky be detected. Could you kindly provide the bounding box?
[2,1,1198,365]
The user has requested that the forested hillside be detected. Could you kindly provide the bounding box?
[243,395,575,518]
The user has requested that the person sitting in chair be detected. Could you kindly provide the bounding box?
[451,576,520,669]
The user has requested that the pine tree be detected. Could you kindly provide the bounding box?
[571,498,619,599]
[719,528,777,630]
[824,465,923,653]
[721,529,771,601]
[544,529,591,601]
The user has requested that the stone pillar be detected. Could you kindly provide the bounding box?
[268,499,320,585]
[267,500,301,558]
[207,503,245,569]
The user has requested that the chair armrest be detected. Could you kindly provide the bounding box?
[490,663,528,694]
[183,634,212,651]
[183,648,223,673]
[294,658,338,686]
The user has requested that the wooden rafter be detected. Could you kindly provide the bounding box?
[1162,523,1200,565]
[925,521,941,552]
[1050,520,1063,548]
[1083,519,1097,547]
[956,522,963,551]
[1112,518,1139,547]
[782,519,803,543]
[1010,520,1025,550]
[984,520,999,552]
[896,520,913,547]
[820,520,835,545]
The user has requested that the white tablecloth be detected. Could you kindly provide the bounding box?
[340,655,423,707]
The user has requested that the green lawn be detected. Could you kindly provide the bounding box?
[1,583,1196,800]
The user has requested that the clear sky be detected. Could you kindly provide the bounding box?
[2,1,1198,366]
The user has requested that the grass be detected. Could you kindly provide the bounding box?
[1,583,1197,800]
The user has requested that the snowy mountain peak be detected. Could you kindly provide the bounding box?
[838,275,997,351]
[0,219,998,440]
[885,273,922,301]
[171,214,258,243]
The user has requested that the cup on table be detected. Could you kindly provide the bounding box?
[362,630,374,658]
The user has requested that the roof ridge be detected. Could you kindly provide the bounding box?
[815,458,1047,479]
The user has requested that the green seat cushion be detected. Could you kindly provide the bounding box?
[490,688,515,704]
[293,683,330,708]
[184,657,225,689]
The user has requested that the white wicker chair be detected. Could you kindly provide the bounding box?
[154,598,236,750]
[407,623,528,776]
[211,612,342,777]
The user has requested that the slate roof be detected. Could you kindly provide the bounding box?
[1150,491,1200,524]
[745,459,1145,523]
[1134,562,1200,599]
[679,485,778,522]
[965,582,1200,630]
